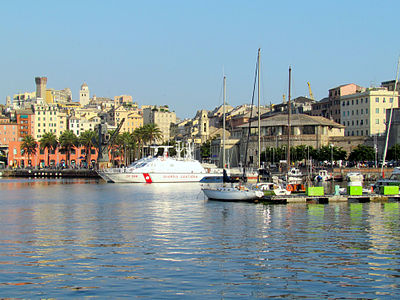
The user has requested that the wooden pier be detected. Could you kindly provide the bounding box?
[2,168,100,178]
[260,194,400,204]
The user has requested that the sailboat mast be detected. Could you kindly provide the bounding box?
[287,66,291,172]
[381,56,400,177]
[257,48,261,170]
[223,75,226,168]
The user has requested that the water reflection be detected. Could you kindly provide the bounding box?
[0,179,399,298]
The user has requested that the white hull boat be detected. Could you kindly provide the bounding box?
[98,145,223,183]
[314,170,332,182]
[202,185,264,201]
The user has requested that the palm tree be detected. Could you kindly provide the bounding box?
[39,132,58,167]
[132,126,146,159]
[79,130,97,167]
[59,130,79,167]
[20,135,37,166]
[143,123,163,145]
[117,132,136,166]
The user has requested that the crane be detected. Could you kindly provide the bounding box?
[307,82,315,100]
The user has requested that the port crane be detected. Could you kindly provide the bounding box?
[307,82,315,100]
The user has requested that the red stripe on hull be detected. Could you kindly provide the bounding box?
[143,173,152,183]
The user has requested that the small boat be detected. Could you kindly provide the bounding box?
[346,172,363,182]
[286,168,303,184]
[373,167,400,191]
[202,184,264,201]
[254,182,291,196]
[314,170,332,182]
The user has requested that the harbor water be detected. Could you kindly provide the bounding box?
[0,178,399,298]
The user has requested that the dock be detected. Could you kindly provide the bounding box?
[260,194,400,204]
[1,168,100,178]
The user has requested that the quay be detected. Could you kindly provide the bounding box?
[1,168,100,178]
[259,194,400,204]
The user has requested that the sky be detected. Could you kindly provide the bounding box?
[1,0,400,119]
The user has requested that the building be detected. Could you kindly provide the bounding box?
[143,105,176,142]
[15,109,34,140]
[0,122,18,148]
[80,82,90,107]
[228,113,345,168]
[114,95,133,107]
[312,83,364,123]
[35,76,47,101]
[33,104,68,139]
[340,87,399,137]
[271,96,315,115]
[114,105,143,133]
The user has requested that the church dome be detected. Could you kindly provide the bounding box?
[81,82,88,90]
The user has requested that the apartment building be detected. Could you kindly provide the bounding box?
[340,87,399,136]
[115,105,143,133]
[33,104,68,139]
[15,109,34,140]
[143,105,176,142]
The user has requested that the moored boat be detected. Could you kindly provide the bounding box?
[97,145,223,183]
[202,184,264,201]
[314,169,332,182]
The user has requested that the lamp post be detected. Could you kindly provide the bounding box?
[330,144,334,176]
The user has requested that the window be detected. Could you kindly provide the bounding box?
[366,130,369,135]
[366,108,368,114]
[356,110,358,115]
[361,109,363,114]
[376,97,379,103]
[361,130,363,136]
[390,97,394,103]
[352,110,354,115]
[376,108,379,113]
[366,98,368,103]
[356,99,358,105]
[347,111,350,116]
[352,100,354,105]
[361,99,363,104]
[376,119,379,124]
[361,120,363,125]
[383,98,386,103]
[356,120,359,125]
[366,119,368,125]
[352,120,354,126]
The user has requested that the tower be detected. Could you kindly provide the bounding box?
[79,82,90,106]
[35,76,47,100]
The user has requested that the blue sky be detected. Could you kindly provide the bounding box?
[1,0,400,119]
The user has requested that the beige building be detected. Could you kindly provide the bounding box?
[115,105,143,133]
[69,114,101,137]
[143,105,176,142]
[114,95,133,107]
[33,104,67,139]
[340,87,399,136]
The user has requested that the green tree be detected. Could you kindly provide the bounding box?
[79,130,97,167]
[20,135,37,165]
[59,130,79,167]
[143,123,163,145]
[200,139,213,161]
[39,132,58,167]
[116,132,136,166]
[348,144,375,162]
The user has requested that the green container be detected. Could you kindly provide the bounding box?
[380,185,399,195]
[307,186,324,196]
[347,186,362,196]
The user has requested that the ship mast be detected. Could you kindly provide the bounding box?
[257,48,261,171]
[287,66,291,172]
[223,75,226,168]
[381,56,400,177]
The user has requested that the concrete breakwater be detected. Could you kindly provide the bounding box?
[2,168,100,178]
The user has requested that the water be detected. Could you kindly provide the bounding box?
[0,178,399,298]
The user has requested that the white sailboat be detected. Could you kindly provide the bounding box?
[202,50,263,201]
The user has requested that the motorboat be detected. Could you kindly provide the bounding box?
[346,172,364,182]
[98,145,223,183]
[314,170,332,182]
[373,167,400,191]
[254,182,291,196]
[202,184,264,201]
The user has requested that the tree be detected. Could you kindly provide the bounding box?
[79,130,97,167]
[39,132,58,167]
[20,135,37,165]
[143,123,163,145]
[59,130,79,167]
[200,139,213,161]
[116,132,136,166]
[348,144,375,162]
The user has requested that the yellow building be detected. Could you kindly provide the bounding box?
[33,104,67,139]
[341,87,399,136]
[115,105,143,133]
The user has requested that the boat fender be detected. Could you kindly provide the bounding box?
[286,184,294,192]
